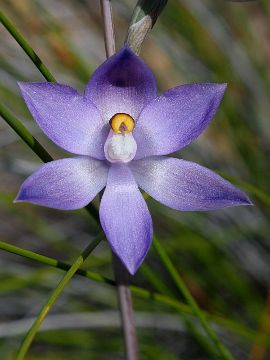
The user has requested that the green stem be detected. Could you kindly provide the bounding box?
[0,103,53,163]
[0,240,114,286]
[16,233,103,360]
[153,237,234,360]
[0,11,56,82]
[1,239,270,347]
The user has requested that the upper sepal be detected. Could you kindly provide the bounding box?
[85,47,157,123]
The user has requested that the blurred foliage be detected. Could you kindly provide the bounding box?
[0,0,270,359]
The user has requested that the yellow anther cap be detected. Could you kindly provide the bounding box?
[109,113,135,134]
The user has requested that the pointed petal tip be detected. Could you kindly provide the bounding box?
[14,188,28,204]
[234,187,253,207]
[242,195,253,206]
[17,81,31,91]
[122,45,136,56]
[13,197,19,204]
[226,191,253,208]
[13,195,25,204]
[106,46,133,61]
[125,263,137,276]
[115,46,138,62]
[207,82,227,95]
[17,81,26,94]
[202,82,227,96]
[115,254,142,276]
[17,81,38,98]
[219,82,227,92]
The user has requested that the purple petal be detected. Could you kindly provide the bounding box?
[15,157,108,210]
[99,164,153,274]
[19,82,108,159]
[130,157,252,211]
[134,83,227,159]
[85,47,157,123]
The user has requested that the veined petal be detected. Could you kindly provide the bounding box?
[134,83,227,159]
[99,164,153,274]
[19,82,108,159]
[130,157,251,211]
[15,157,108,210]
[85,47,157,123]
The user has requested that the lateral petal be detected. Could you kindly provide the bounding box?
[19,82,108,159]
[134,83,227,159]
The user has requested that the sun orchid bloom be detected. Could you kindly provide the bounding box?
[15,47,251,274]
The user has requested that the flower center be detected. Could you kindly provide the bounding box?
[104,113,137,163]
[109,113,135,134]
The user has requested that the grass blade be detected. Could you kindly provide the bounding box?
[0,240,114,286]
[15,232,103,360]
[153,236,234,360]
[1,239,270,347]
[0,103,53,163]
[0,10,56,82]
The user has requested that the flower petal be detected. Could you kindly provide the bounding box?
[85,47,157,123]
[99,164,153,274]
[134,83,227,159]
[15,157,108,210]
[19,82,108,159]
[130,157,252,211]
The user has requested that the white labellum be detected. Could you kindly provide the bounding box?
[104,130,137,163]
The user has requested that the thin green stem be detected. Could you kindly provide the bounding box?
[0,11,56,82]
[16,233,103,360]
[153,237,234,360]
[1,239,270,346]
[0,103,53,163]
[0,240,114,286]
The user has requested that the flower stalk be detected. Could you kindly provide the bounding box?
[100,0,115,57]
[113,255,138,360]
[100,1,138,359]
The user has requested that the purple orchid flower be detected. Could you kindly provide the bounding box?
[15,47,251,274]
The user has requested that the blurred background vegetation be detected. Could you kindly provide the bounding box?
[0,0,270,359]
